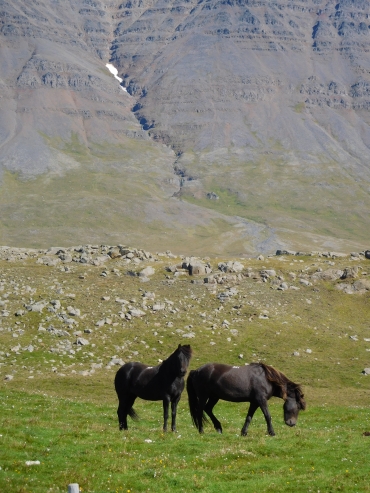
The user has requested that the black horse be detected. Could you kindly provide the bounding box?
[187,362,306,436]
[114,344,192,431]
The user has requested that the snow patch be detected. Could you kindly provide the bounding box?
[106,63,127,92]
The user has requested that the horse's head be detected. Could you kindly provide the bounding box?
[283,386,306,427]
[175,344,192,377]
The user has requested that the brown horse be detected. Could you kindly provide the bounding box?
[187,362,306,436]
[114,344,192,432]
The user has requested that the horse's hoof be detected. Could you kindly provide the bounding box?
[241,432,247,436]
[216,429,222,434]
[269,431,276,436]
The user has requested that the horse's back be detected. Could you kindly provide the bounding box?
[115,362,150,392]
[191,362,268,402]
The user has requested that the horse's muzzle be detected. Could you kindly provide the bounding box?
[179,370,187,377]
[285,419,296,427]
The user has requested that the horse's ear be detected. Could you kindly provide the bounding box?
[177,344,181,349]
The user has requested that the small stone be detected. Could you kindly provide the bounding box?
[25,461,40,466]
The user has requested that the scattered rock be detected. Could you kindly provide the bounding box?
[75,337,89,346]
[218,261,244,273]
[139,266,155,277]
[206,192,219,200]
[128,308,146,317]
[341,267,359,280]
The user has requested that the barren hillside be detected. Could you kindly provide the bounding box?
[1,0,370,254]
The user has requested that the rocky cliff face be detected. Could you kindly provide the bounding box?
[0,0,370,254]
[110,0,370,156]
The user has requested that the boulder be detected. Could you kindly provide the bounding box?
[140,266,155,277]
[218,261,244,273]
[311,269,344,281]
[352,279,370,292]
[108,247,122,259]
[341,267,359,279]
[189,261,207,275]
[128,308,146,317]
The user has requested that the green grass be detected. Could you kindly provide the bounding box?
[1,390,369,493]
[1,254,370,492]
[1,132,370,255]
[177,151,370,249]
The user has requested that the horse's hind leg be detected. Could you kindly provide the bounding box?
[196,395,208,434]
[204,397,222,434]
[241,401,258,436]
[117,400,127,430]
[170,396,181,432]
[117,393,136,431]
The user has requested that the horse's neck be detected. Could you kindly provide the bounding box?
[272,381,288,400]
[159,358,174,374]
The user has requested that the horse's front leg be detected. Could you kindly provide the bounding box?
[241,401,258,436]
[260,400,275,436]
[162,397,170,432]
[170,396,180,432]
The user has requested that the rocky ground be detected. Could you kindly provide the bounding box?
[1,244,369,398]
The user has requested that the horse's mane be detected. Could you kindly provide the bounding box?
[160,344,192,370]
[252,363,306,409]
[178,344,193,361]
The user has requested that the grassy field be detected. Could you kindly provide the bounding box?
[0,251,369,492]
[177,150,370,251]
[1,133,370,256]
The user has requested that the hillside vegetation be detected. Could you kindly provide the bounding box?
[1,245,369,492]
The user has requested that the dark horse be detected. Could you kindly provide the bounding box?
[187,362,306,436]
[114,344,192,431]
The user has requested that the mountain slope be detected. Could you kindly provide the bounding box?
[0,0,370,254]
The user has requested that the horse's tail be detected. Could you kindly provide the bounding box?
[187,370,207,429]
[114,365,139,421]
